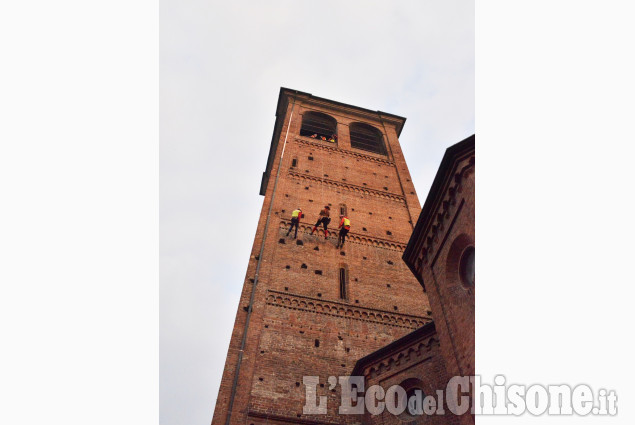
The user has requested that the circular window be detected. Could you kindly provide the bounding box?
[459,246,475,287]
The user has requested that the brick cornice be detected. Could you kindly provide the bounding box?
[351,322,439,379]
[403,135,475,284]
[266,289,430,329]
[288,170,406,203]
[247,410,342,425]
[293,137,394,165]
[415,159,473,269]
[363,335,438,379]
[277,218,408,252]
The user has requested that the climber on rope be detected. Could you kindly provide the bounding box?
[286,207,304,239]
[310,205,331,238]
[336,214,351,249]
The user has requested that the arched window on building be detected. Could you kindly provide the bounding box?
[349,122,386,155]
[300,111,338,142]
[339,203,347,216]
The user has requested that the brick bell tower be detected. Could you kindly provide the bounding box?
[212,88,432,425]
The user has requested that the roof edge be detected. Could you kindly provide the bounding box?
[402,134,476,281]
[351,321,437,377]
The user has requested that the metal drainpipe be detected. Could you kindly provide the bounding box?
[223,92,297,425]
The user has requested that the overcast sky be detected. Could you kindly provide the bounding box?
[160,2,474,424]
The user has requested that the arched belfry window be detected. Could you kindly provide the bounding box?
[300,111,337,142]
[349,123,386,155]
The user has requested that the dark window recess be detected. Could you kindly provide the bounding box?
[264,324,269,328]
[285,265,290,269]
[249,278,254,283]
[309,199,314,202]
[339,267,348,300]
[308,156,314,161]
[383,186,388,190]
[386,231,392,236]
[317,293,322,297]
[339,204,347,216]
[393,306,398,311]
[259,377,264,381]
[278,238,285,244]
[338,335,343,340]
[362,256,367,260]
[305,187,309,190]
[284,287,289,291]
[300,111,337,140]
[387,260,394,265]
[243,306,249,312]
[340,251,345,256]
[354,300,359,304]
[313,246,319,251]
[324,174,329,177]
[301,263,308,269]
[315,270,323,275]
[350,122,387,155]
[281,209,286,213]
[296,382,300,387]
[388,216,392,220]
[315,339,320,348]
[296,240,303,246]
[362,227,367,231]
[346,347,350,353]
[291,158,298,167]
[386,284,391,288]
[460,246,476,287]
[305,169,309,172]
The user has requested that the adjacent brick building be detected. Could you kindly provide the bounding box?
[356,135,475,425]
[211,88,433,425]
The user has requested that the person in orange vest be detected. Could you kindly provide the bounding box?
[336,214,351,249]
[311,205,331,238]
[286,207,304,239]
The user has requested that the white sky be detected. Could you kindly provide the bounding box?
[160,2,474,424]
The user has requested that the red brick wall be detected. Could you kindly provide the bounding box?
[403,141,475,425]
[418,155,475,380]
[356,328,458,425]
[211,92,431,425]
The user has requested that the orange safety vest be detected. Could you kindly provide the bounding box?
[292,209,302,218]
